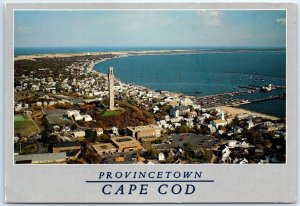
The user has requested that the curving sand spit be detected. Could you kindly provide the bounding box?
[14,49,191,61]
[218,106,280,121]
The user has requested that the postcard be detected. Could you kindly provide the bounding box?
[5,2,297,203]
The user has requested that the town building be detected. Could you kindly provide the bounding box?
[127,125,161,140]
[91,143,117,155]
[212,119,227,129]
[110,136,143,152]
[14,152,66,164]
[51,142,81,158]
[211,111,227,129]
[73,131,85,138]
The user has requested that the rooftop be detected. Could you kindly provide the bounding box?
[52,141,81,148]
[91,143,116,153]
[111,136,141,147]
[14,152,66,164]
[127,125,156,132]
[213,119,227,124]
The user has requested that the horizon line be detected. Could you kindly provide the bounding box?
[14,45,286,49]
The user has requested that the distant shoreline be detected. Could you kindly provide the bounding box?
[14,47,286,61]
[14,49,192,61]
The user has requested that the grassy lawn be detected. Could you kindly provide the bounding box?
[101,110,121,117]
[14,115,25,121]
[14,115,38,136]
[20,144,38,154]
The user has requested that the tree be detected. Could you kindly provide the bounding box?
[176,124,190,133]
[182,142,196,160]
[55,84,63,93]
[94,134,111,143]
[71,124,78,131]
[85,129,96,139]
[142,148,158,159]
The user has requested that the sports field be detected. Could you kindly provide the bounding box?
[14,115,38,136]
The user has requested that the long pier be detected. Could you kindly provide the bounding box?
[248,94,286,103]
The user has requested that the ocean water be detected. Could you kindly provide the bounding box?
[14,47,286,117]
[94,50,286,117]
[239,98,286,118]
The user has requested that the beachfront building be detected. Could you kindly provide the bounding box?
[108,66,115,110]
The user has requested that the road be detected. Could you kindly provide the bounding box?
[36,142,48,153]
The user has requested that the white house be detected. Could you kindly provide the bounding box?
[247,119,255,130]
[14,136,19,142]
[154,127,162,138]
[221,145,231,162]
[239,158,249,164]
[111,127,119,135]
[82,114,92,122]
[158,152,165,162]
[158,120,168,128]
[208,125,216,134]
[74,114,83,121]
[96,128,104,136]
[73,131,85,138]
[14,104,23,112]
[227,140,237,148]
[66,110,80,117]
[153,106,160,113]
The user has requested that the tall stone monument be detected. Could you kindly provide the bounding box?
[108,66,115,110]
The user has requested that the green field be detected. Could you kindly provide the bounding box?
[14,115,25,121]
[101,110,121,117]
[21,144,38,154]
[14,115,38,136]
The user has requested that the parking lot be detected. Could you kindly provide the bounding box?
[100,151,140,164]
[155,133,218,149]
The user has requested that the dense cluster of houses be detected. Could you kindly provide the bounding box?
[14,57,286,164]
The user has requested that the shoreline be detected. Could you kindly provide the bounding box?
[14,49,193,61]
[15,49,284,120]
[14,48,286,61]
[91,54,283,121]
[218,106,280,121]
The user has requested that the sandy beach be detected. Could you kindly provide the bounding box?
[218,106,280,121]
[14,49,192,61]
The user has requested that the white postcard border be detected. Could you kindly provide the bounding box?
[5,3,297,203]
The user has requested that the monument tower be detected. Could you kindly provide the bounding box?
[108,66,115,110]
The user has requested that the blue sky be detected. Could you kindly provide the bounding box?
[14,10,286,48]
